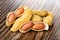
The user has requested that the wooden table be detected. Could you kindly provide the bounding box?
[0,0,60,40]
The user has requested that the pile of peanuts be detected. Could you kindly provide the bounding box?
[6,5,53,33]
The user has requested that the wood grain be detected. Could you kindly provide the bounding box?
[0,0,60,40]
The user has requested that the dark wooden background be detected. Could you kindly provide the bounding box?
[0,0,60,40]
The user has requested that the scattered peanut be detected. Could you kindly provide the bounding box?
[47,11,54,18]
[8,13,15,23]
[32,15,42,22]
[6,5,53,33]
[32,10,48,17]
[43,16,53,26]
[6,12,15,27]
[21,22,34,31]
[15,7,24,17]
[32,23,45,30]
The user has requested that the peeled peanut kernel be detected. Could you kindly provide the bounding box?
[15,7,24,17]
[21,22,34,31]
[32,23,45,30]
[8,12,15,23]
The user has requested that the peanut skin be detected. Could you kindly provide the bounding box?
[6,12,15,27]
[8,13,15,23]
[15,7,24,17]
[32,23,45,30]
[21,22,34,31]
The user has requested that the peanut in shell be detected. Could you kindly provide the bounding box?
[32,22,49,31]
[32,15,43,22]
[32,10,48,17]
[6,12,15,27]
[19,21,34,33]
[43,15,53,26]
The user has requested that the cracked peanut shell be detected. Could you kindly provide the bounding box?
[6,12,16,27]
[32,22,49,31]
[19,21,34,33]
[14,5,29,17]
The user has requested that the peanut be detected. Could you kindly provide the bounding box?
[15,7,24,17]
[47,11,54,18]
[8,13,15,23]
[6,12,15,27]
[21,22,34,31]
[32,10,48,17]
[43,16,53,26]
[32,23,45,30]
[32,15,42,22]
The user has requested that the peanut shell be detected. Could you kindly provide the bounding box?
[43,16,53,26]
[32,22,49,31]
[32,10,48,17]
[19,21,34,33]
[15,5,28,17]
[32,15,42,22]
[6,12,15,27]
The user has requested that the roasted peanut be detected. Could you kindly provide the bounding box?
[10,9,32,32]
[32,15,42,22]
[32,22,49,31]
[32,23,45,30]
[21,22,34,31]
[32,10,48,17]
[15,6,29,17]
[43,16,53,26]
[19,21,34,33]
[15,7,24,17]
[6,12,15,27]
[47,11,54,18]
[8,13,15,23]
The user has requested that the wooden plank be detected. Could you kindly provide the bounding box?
[0,0,60,40]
